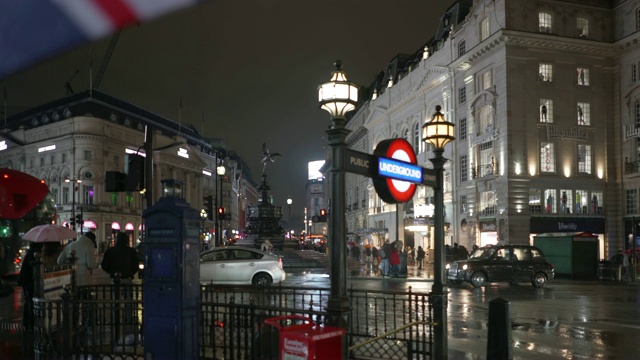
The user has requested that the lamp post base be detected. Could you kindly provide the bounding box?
[327,297,350,359]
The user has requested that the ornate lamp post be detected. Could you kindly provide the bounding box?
[65,178,82,230]
[422,105,455,360]
[317,60,359,347]
[216,164,226,247]
[287,197,292,238]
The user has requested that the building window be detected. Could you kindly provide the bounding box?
[575,189,588,214]
[633,63,637,83]
[577,17,589,38]
[480,17,490,41]
[480,70,492,90]
[544,189,557,214]
[62,153,67,163]
[459,86,466,104]
[540,99,553,123]
[50,155,55,165]
[110,193,118,206]
[626,189,638,215]
[460,154,468,182]
[29,158,34,168]
[413,122,420,154]
[63,187,69,205]
[458,40,466,57]
[40,157,44,167]
[460,195,467,214]
[541,142,555,173]
[84,185,94,205]
[578,144,592,174]
[479,191,496,215]
[459,118,467,140]
[84,150,92,160]
[577,67,589,86]
[637,8,640,30]
[529,189,542,214]
[577,102,590,125]
[51,188,58,205]
[539,63,552,82]
[560,189,573,214]
[125,192,134,207]
[539,12,552,33]
[591,191,602,214]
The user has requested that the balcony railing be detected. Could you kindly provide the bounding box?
[472,162,497,179]
[625,160,640,175]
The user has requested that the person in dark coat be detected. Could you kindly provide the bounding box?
[18,242,42,329]
[101,232,138,284]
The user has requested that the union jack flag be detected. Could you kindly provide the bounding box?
[0,0,200,79]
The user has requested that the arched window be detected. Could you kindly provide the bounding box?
[577,17,589,38]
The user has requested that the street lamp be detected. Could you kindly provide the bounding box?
[65,178,82,230]
[422,105,455,360]
[216,164,226,247]
[200,208,207,236]
[287,197,292,238]
[318,60,358,345]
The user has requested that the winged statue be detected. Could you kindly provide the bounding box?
[261,143,282,174]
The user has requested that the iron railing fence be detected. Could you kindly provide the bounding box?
[32,283,433,360]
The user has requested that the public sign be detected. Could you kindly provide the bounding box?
[373,139,419,203]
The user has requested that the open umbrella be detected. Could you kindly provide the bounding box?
[22,224,77,243]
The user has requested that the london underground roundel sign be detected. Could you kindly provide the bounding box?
[373,138,421,203]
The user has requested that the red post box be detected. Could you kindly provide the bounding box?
[264,315,346,360]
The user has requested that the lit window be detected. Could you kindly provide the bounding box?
[541,142,555,173]
[577,67,589,86]
[480,17,490,41]
[529,189,542,214]
[539,63,552,82]
[577,17,589,38]
[111,193,118,206]
[560,190,573,214]
[479,191,496,215]
[460,195,467,214]
[578,144,592,174]
[577,102,590,125]
[591,192,602,214]
[539,12,552,33]
[544,189,557,214]
[540,99,553,123]
[84,185,94,205]
[575,189,588,214]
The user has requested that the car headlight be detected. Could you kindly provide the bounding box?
[462,264,468,270]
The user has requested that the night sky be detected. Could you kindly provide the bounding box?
[2,0,453,231]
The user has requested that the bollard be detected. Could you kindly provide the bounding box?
[487,297,512,360]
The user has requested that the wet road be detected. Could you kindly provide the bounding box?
[2,271,639,359]
[289,272,640,359]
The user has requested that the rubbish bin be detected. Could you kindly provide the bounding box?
[264,315,345,360]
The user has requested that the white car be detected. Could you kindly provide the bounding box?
[200,246,286,287]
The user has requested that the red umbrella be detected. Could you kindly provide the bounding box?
[0,169,49,219]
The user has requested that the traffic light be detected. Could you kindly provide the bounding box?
[319,208,327,222]
[75,213,84,227]
[217,206,225,220]
[204,195,213,220]
[0,224,11,238]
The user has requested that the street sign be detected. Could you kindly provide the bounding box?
[345,149,377,177]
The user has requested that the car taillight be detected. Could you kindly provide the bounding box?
[14,257,21,264]
[278,258,283,269]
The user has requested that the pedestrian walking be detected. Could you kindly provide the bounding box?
[390,242,401,277]
[379,240,391,277]
[372,246,379,265]
[17,242,42,329]
[416,246,426,270]
[101,232,138,284]
[57,232,98,286]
